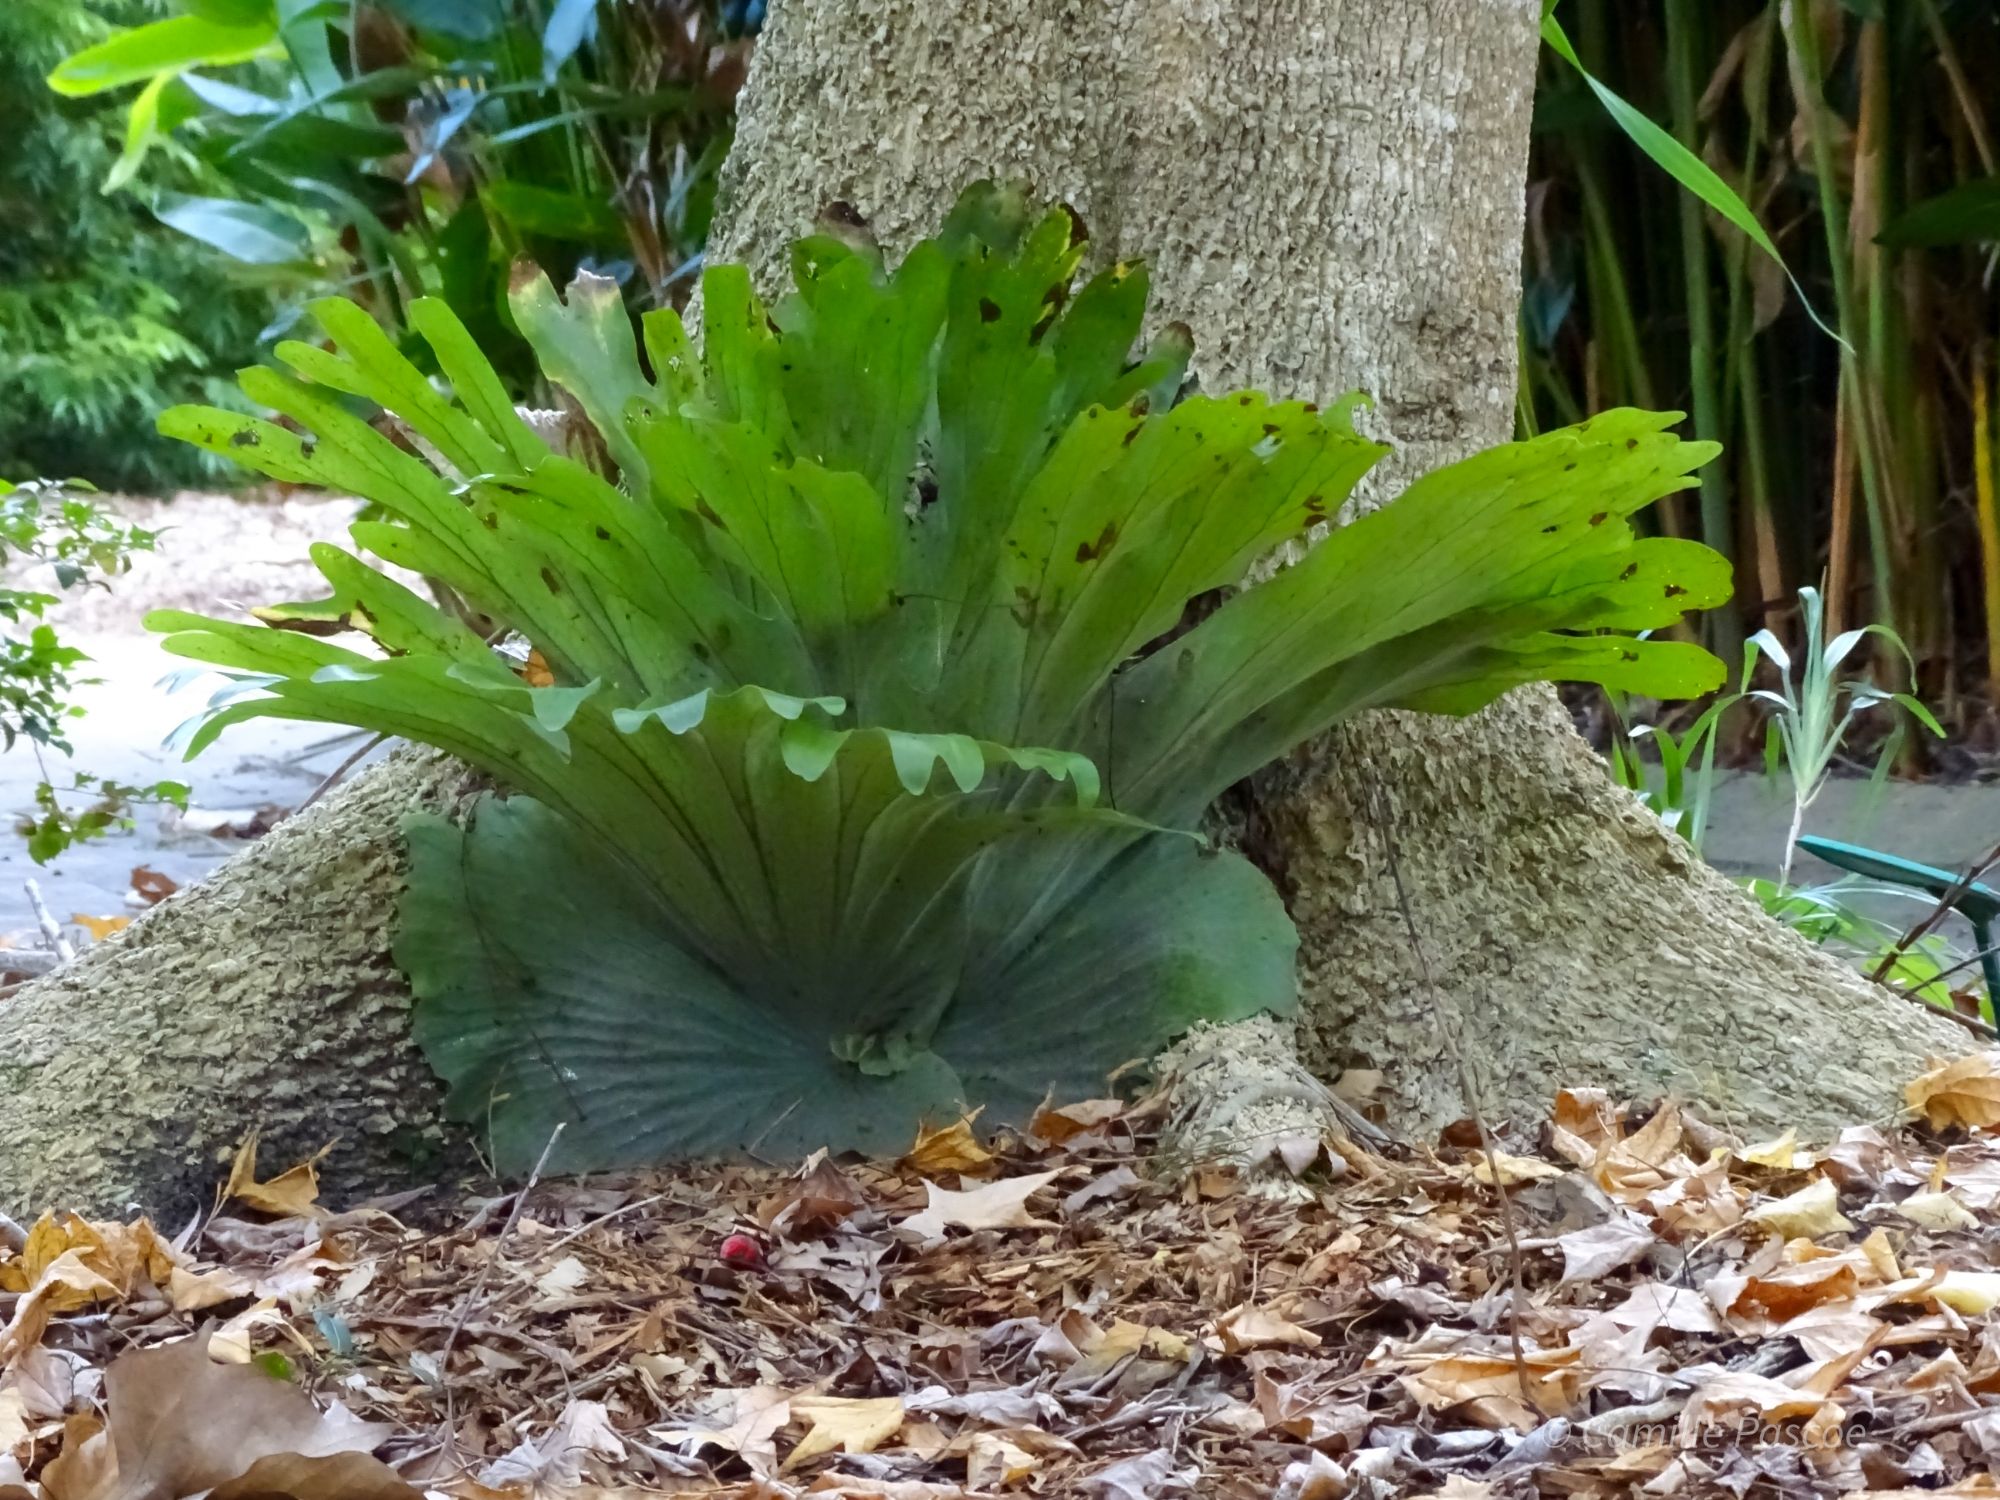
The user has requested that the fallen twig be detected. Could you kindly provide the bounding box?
[1871,836,2000,989]
[437,1121,564,1464]
[23,880,74,965]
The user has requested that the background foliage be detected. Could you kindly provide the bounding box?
[0,0,271,491]
[1529,0,2000,740]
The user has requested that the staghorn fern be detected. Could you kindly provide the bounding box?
[151,183,1730,1170]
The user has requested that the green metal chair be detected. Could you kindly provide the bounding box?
[1795,834,2000,1011]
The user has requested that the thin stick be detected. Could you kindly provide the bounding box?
[24,881,74,965]
[437,1122,564,1464]
[296,732,387,814]
[1869,837,2000,987]
[1359,773,1532,1391]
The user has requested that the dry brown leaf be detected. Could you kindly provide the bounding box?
[129,867,178,906]
[784,1395,907,1470]
[1706,1252,1868,1328]
[0,1391,27,1465]
[1550,1087,1618,1166]
[1554,1215,1655,1283]
[1676,1369,1842,1448]
[225,1135,326,1220]
[1909,1055,2000,1131]
[962,1432,1039,1490]
[1746,1176,1853,1239]
[1897,1190,1979,1231]
[39,1338,394,1500]
[767,1154,869,1238]
[1468,1152,1565,1186]
[1254,1371,1370,1447]
[1207,1304,1321,1355]
[1,1251,121,1362]
[518,648,556,688]
[1593,1102,1695,1203]
[1028,1099,1125,1145]
[210,1453,422,1500]
[1603,1281,1726,1335]
[1394,1345,1583,1421]
[1931,1271,2000,1315]
[1861,1226,1902,1281]
[896,1171,1061,1239]
[900,1115,995,1178]
[1739,1129,1812,1170]
[657,1386,792,1467]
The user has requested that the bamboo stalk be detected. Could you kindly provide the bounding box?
[1787,5,1898,644]
[1976,343,2000,710]
[1666,0,1741,660]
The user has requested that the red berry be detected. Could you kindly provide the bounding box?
[719,1232,766,1271]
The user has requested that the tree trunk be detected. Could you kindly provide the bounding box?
[704,0,1973,1142]
[0,0,1969,1217]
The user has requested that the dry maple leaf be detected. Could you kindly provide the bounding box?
[1392,1343,1584,1425]
[1745,1176,1853,1239]
[1908,1055,2000,1131]
[1028,1099,1126,1146]
[1206,1305,1322,1355]
[1675,1369,1843,1448]
[225,1135,326,1220]
[783,1395,907,1471]
[1550,1087,1619,1166]
[1552,1214,1656,1283]
[38,1338,398,1500]
[766,1153,870,1238]
[1897,1189,1980,1231]
[478,1398,624,1494]
[1738,1129,1813,1171]
[895,1170,1062,1240]
[1468,1151,1565,1187]
[900,1115,995,1178]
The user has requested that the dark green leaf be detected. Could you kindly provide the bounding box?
[152,194,310,264]
[1877,178,2000,248]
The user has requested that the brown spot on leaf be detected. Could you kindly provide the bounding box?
[1075,521,1119,564]
[1665,583,1687,598]
[696,498,726,530]
[1620,562,1639,580]
[979,297,1002,323]
[1589,512,1608,526]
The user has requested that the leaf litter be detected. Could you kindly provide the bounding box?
[14,1062,2000,1495]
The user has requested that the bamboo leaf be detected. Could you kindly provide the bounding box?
[1541,5,1841,343]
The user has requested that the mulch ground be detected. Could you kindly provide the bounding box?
[11,1060,2000,1499]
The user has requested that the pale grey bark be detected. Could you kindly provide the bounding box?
[0,0,1969,1217]
[0,752,475,1218]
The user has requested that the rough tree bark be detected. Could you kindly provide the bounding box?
[0,0,1970,1217]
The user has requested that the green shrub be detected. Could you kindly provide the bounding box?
[1,0,270,491]
[0,479,187,860]
[49,0,746,382]
[150,184,1730,1171]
